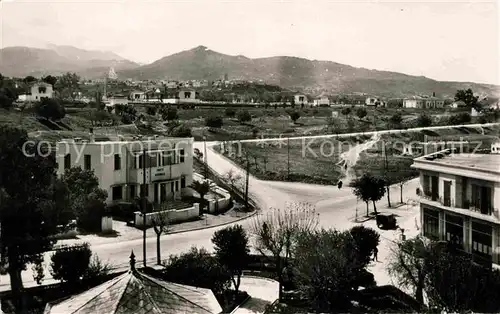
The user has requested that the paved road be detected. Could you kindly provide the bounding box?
[1,122,469,291]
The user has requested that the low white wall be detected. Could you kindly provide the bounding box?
[134,203,200,228]
[208,186,231,213]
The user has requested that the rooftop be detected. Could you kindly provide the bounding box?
[412,150,500,182]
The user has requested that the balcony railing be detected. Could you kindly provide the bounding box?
[421,194,499,218]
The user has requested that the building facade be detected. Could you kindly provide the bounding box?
[313,96,330,107]
[56,135,194,205]
[17,82,54,102]
[294,94,308,106]
[412,150,500,265]
[178,90,199,103]
[404,97,425,109]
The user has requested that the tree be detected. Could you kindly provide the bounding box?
[0,94,13,109]
[205,116,223,128]
[455,89,479,110]
[350,173,386,216]
[35,98,65,120]
[224,169,243,197]
[349,225,380,265]
[152,203,170,265]
[356,107,367,119]
[252,202,318,300]
[23,76,36,84]
[50,243,92,284]
[161,107,178,121]
[56,72,80,101]
[387,236,430,304]
[61,167,108,232]
[237,110,252,123]
[293,229,373,312]
[289,111,301,123]
[0,127,60,306]
[162,247,232,295]
[212,225,250,295]
[42,75,58,86]
[225,108,236,118]
[190,180,211,214]
[146,106,157,115]
[341,107,351,116]
[416,113,433,127]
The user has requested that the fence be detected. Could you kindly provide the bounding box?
[134,204,200,228]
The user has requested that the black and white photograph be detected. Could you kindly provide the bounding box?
[0,0,499,313]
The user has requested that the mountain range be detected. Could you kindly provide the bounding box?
[0,44,139,79]
[1,44,498,98]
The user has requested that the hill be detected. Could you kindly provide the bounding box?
[120,46,500,98]
[0,46,139,79]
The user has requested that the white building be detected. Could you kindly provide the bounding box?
[17,82,54,102]
[313,95,330,107]
[129,91,146,101]
[412,150,500,265]
[294,94,308,106]
[365,97,384,107]
[104,95,129,107]
[178,90,199,103]
[56,135,194,205]
[403,96,425,109]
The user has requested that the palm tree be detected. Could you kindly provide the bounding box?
[190,180,211,215]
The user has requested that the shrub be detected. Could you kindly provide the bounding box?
[83,255,111,281]
[162,246,231,294]
[50,243,92,284]
[146,106,157,115]
[161,107,178,121]
[35,98,65,120]
[448,112,471,125]
[356,107,367,119]
[205,116,223,128]
[289,111,301,123]
[341,107,351,115]
[416,113,433,127]
[237,110,252,123]
[170,124,192,137]
[225,108,236,117]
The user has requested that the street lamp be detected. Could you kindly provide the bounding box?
[203,135,208,179]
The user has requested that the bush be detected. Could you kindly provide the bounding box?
[289,111,301,123]
[162,246,231,294]
[237,110,252,123]
[146,106,157,115]
[35,98,65,120]
[341,107,351,115]
[161,107,178,121]
[170,124,192,137]
[225,108,236,117]
[205,116,223,128]
[448,112,471,125]
[416,113,433,127]
[349,225,380,265]
[0,94,13,109]
[356,107,367,119]
[84,255,111,281]
[76,190,107,232]
[50,243,92,284]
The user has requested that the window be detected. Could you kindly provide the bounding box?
[471,221,492,265]
[130,185,136,200]
[114,154,121,170]
[140,184,149,197]
[112,186,123,201]
[423,207,439,240]
[181,176,186,188]
[84,155,91,170]
[64,154,71,169]
[180,149,185,163]
[445,214,464,249]
[135,154,144,169]
[175,181,179,192]
[171,182,174,193]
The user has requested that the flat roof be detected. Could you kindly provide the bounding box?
[413,151,500,182]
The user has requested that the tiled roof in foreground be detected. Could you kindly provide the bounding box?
[43,252,222,314]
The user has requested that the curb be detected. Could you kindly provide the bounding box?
[230,294,251,314]
[165,210,258,236]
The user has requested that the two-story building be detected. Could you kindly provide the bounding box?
[412,150,500,265]
[17,82,54,102]
[403,96,425,109]
[294,94,308,106]
[56,134,194,205]
[178,90,199,103]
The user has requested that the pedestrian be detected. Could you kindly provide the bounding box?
[373,247,378,262]
[337,181,343,189]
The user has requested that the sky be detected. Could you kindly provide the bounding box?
[0,0,498,84]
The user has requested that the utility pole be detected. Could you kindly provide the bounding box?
[203,135,208,179]
[245,152,250,209]
[142,148,147,267]
[384,142,391,208]
[287,136,290,179]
